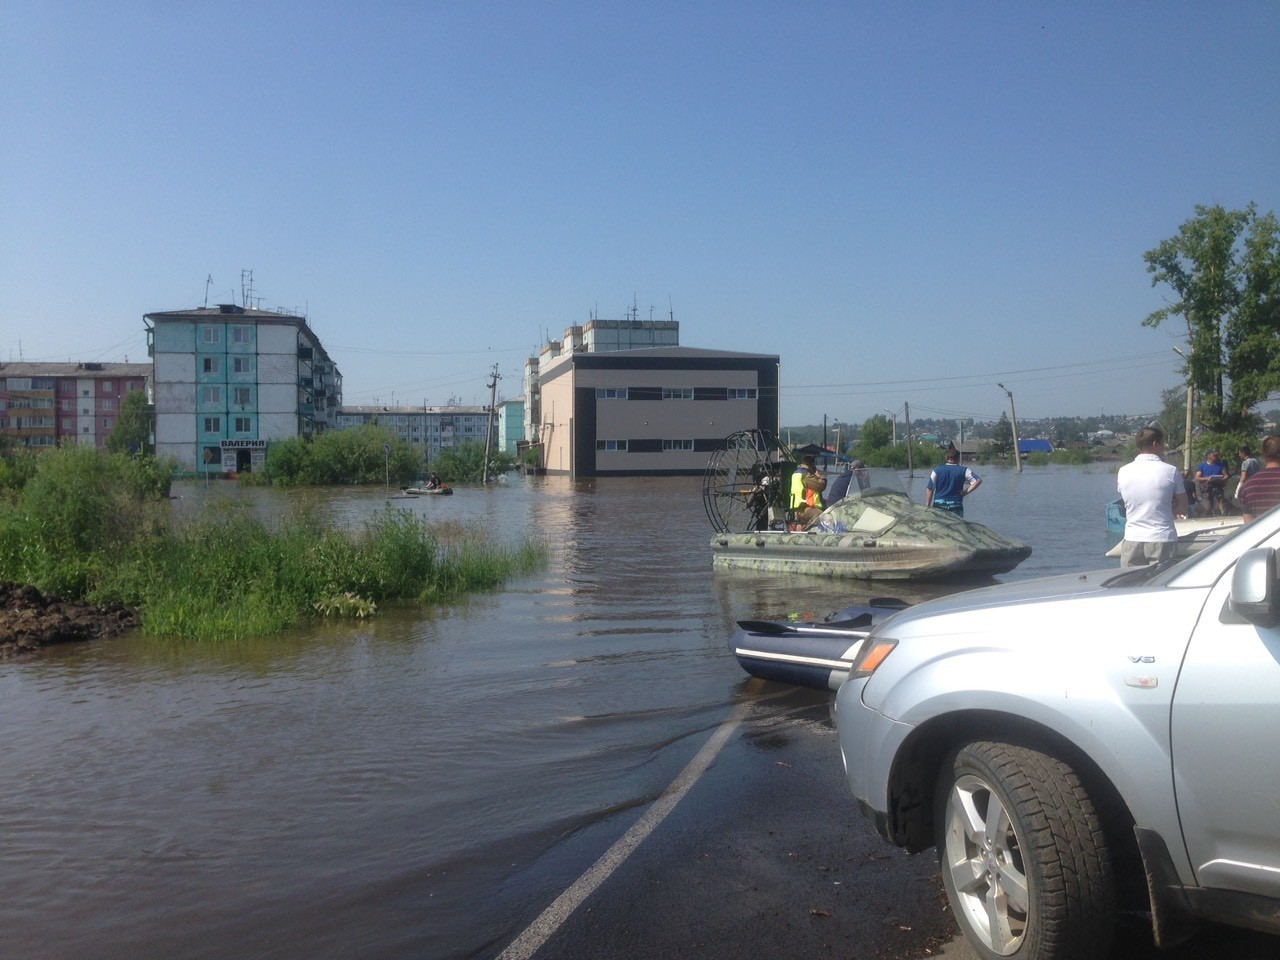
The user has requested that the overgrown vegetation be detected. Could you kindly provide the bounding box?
[0,445,547,640]
[265,425,422,486]
[428,441,518,482]
[261,427,519,486]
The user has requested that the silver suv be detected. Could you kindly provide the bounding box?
[836,507,1280,960]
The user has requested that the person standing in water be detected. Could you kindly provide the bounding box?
[925,448,981,516]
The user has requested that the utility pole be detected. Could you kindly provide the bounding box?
[1174,347,1194,470]
[883,408,897,445]
[997,383,1022,473]
[483,364,500,484]
[903,401,914,477]
[822,414,828,462]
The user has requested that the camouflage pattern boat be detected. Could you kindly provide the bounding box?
[709,467,1031,580]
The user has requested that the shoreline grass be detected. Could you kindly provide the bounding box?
[0,447,547,641]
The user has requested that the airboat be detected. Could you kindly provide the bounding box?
[702,429,1032,581]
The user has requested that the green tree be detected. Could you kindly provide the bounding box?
[430,442,517,483]
[1144,203,1280,437]
[106,390,153,455]
[990,413,1014,460]
[263,426,421,486]
[856,414,892,454]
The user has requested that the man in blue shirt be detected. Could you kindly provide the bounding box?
[1195,451,1229,516]
[926,449,981,516]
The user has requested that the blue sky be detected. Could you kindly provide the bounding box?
[3,2,1277,427]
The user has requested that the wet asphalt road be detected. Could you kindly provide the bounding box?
[499,681,1279,960]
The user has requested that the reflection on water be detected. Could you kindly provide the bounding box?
[0,466,1122,959]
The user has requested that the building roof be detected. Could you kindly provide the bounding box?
[1018,438,1055,453]
[0,361,152,378]
[144,303,338,367]
[339,404,490,416]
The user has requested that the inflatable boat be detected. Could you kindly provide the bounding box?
[728,599,910,690]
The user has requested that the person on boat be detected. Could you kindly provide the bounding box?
[426,472,443,490]
[1195,451,1230,516]
[790,455,826,527]
[1117,426,1187,567]
[1237,436,1280,523]
[825,464,854,506]
[925,448,981,516]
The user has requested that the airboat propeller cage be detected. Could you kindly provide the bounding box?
[702,429,795,533]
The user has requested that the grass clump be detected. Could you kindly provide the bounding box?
[0,446,547,641]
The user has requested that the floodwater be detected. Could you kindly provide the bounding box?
[0,465,1125,959]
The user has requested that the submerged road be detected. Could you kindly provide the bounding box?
[493,682,1279,960]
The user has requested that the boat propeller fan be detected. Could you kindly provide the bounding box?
[701,429,794,533]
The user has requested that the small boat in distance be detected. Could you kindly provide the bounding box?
[402,484,453,496]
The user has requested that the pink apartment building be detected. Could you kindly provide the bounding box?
[0,362,152,450]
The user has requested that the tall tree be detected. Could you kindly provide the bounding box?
[990,413,1014,458]
[1143,204,1280,435]
[106,390,153,455]
[857,414,892,452]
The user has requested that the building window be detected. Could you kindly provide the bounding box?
[233,357,251,374]
[727,388,757,400]
[204,416,222,433]
[202,326,221,344]
[127,381,140,391]
[595,388,628,400]
[101,381,113,391]
[101,399,114,411]
[661,387,693,400]
[202,386,222,404]
[234,417,252,433]
[103,418,113,431]
[232,325,251,344]
[203,357,220,374]
[61,419,72,431]
[596,439,628,451]
[662,439,694,451]
[233,387,251,405]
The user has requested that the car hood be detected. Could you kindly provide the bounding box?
[873,568,1128,635]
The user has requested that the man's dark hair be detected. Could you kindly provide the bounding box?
[1135,426,1164,452]
[945,448,960,463]
[1263,436,1280,460]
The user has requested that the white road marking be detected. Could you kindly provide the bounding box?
[496,700,751,960]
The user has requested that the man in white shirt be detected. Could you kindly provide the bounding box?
[1116,426,1189,567]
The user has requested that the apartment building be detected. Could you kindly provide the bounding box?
[0,362,151,450]
[145,303,341,474]
[334,404,494,463]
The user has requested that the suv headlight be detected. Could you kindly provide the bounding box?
[850,637,898,679]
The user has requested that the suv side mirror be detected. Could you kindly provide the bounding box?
[1230,548,1280,628]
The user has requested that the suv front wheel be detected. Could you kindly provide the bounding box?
[935,741,1116,960]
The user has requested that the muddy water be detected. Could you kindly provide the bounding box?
[0,466,1122,959]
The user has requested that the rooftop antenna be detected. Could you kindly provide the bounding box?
[669,295,674,322]
[204,274,213,308]
[241,268,254,309]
